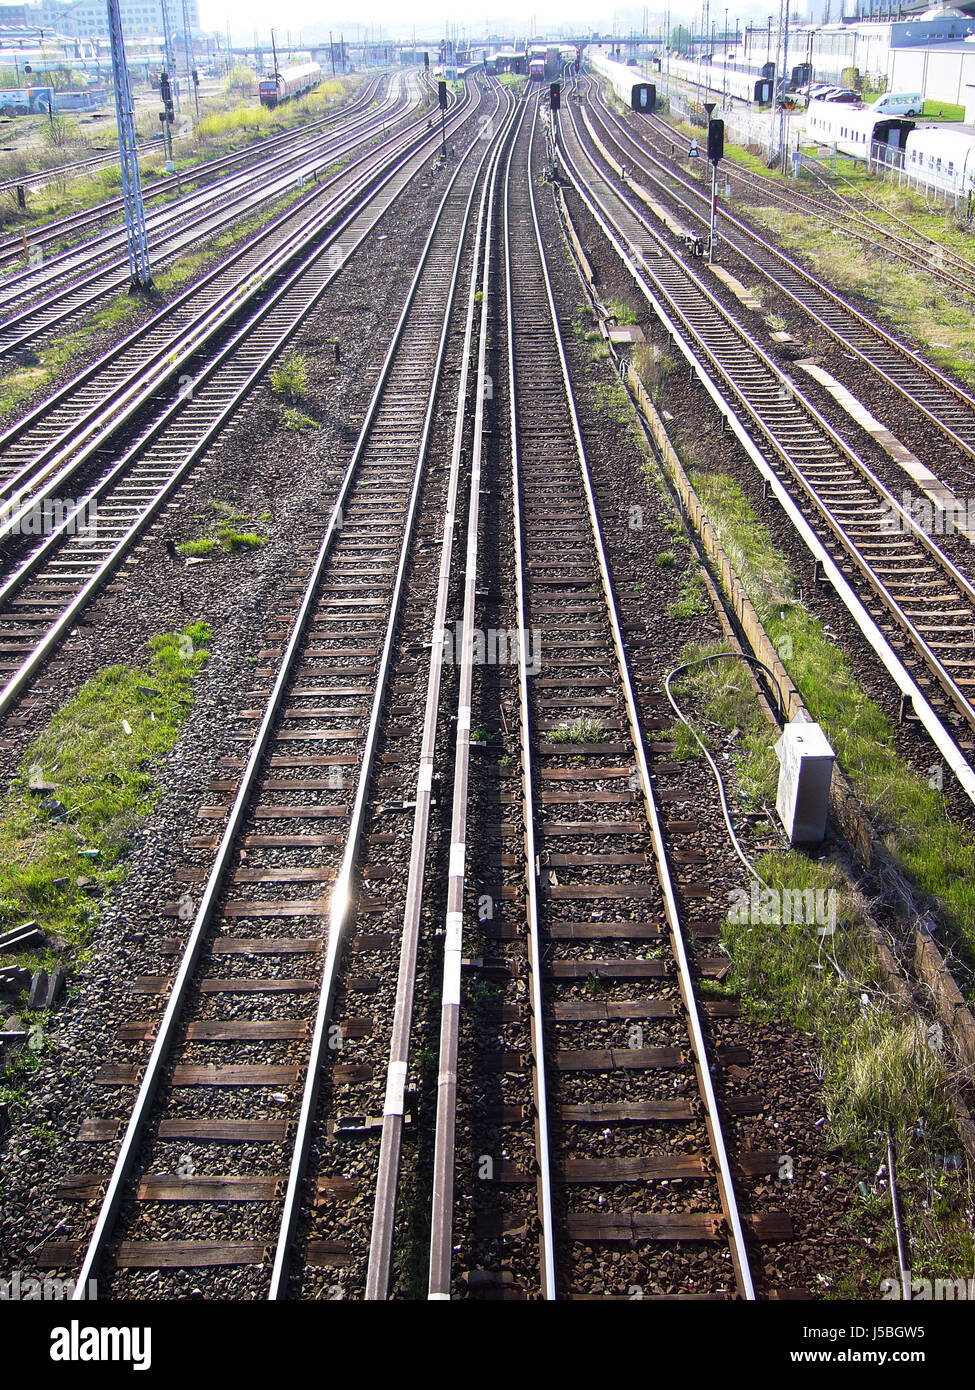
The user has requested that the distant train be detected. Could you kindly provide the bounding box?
[588,48,656,112]
[656,52,775,105]
[804,97,914,162]
[903,124,975,195]
[528,58,546,81]
[806,97,975,193]
[258,61,323,108]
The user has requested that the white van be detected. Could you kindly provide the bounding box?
[869,91,924,116]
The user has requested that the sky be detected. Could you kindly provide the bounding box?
[200,3,768,46]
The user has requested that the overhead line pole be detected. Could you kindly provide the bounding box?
[107,0,151,292]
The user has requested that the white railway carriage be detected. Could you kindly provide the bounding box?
[903,125,975,195]
[660,54,774,105]
[588,48,656,112]
[804,97,914,161]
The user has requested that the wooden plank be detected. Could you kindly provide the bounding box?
[305,1241,351,1267]
[548,960,667,980]
[138,1176,281,1202]
[158,1119,288,1142]
[567,1211,721,1243]
[56,1174,103,1201]
[198,978,316,994]
[76,1118,120,1141]
[561,1100,694,1123]
[558,1154,707,1181]
[543,884,655,899]
[553,999,676,1021]
[115,1242,267,1268]
[554,1047,684,1072]
[738,1150,780,1177]
[186,1020,310,1041]
[546,922,662,940]
[171,1065,299,1086]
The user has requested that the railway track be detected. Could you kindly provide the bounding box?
[558,88,975,785]
[423,94,768,1302]
[0,134,164,202]
[0,80,382,273]
[697,139,975,296]
[0,78,414,354]
[34,79,513,1302]
[0,80,464,523]
[580,77,975,466]
[0,81,484,720]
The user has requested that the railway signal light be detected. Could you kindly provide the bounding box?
[192,67,199,87]
[437,79,448,109]
[160,69,175,120]
[707,118,725,163]
[550,82,560,110]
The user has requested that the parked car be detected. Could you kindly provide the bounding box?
[823,87,861,103]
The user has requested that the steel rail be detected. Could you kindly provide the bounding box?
[497,92,559,1300]
[0,78,384,268]
[556,95,975,809]
[268,81,504,1302]
[562,97,975,737]
[527,93,755,1299]
[73,77,499,1301]
[424,93,542,1305]
[0,88,484,722]
[583,82,975,462]
[0,85,469,543]
[365,88,517,1301]
[0,84,422,353]
[0,80,404,316]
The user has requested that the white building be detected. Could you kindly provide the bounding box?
[31,0,199,41]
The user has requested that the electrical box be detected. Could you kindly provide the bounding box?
[774,718,834,845]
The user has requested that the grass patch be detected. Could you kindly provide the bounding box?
[606,297,638,325]
[666,565,707,619]
[549,717,604,744]
[0,623,210,956]
[745,201,975,385]
[0,291,142,419]
[281,408,320,432]
[178,500,268,558]
[633,342,676,404]
[922,99,964,123]
[271,351,310,404]
[690,469,975,960]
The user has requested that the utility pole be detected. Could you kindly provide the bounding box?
[181,0,198,119]
[329,30,335,76]
[271,28,280,85]
[768,0,783,164]
[778,0,791,173]
[160,0,179,113]
[107,0,151,291]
